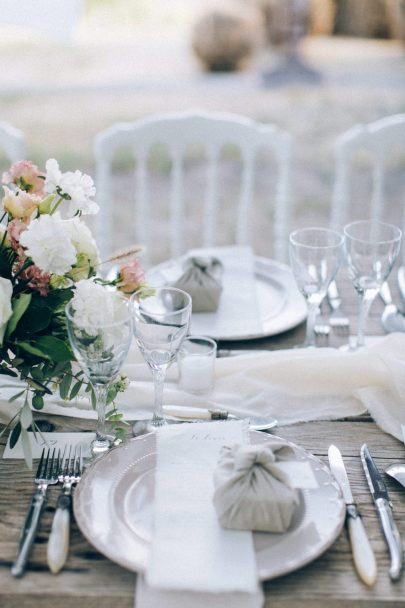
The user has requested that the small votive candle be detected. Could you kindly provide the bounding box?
[178,336,217,393]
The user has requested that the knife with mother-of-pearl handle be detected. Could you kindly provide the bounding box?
[361,443,403,581]
[398,266,405,309]
[328,444,377,587]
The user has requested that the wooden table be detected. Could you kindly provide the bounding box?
[1,276,405,607]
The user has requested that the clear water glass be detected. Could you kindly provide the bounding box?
[344,219,402,349]
[65,295,132,456]
[132,287,192,429]
[289,227,344,347]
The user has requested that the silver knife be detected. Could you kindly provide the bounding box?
[360,443,403,581]
[328,445,377,586]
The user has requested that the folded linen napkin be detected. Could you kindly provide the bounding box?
[2,334,405,445]
[213,442,300,533]
[173,255,223,312]
[135,420,264,608]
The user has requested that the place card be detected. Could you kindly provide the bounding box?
[3,431,95,459]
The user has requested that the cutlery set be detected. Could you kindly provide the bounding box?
[11,446,83,578]
[328,443,403,586]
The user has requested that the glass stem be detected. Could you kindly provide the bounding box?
[92,383,110,452]
[151,367,167,426]
[305,302,319,347]
[356,291,376,348]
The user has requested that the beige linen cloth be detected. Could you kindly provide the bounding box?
[1,333,405,442]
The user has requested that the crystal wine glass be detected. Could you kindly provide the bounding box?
[344,219,402,349]
[289,227,344,347]
[132,287,192,429]
[65,294,132,456]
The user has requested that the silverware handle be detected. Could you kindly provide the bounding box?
[379,281,392,306]
[11,490,46,577]
[376,498,403,581]
[327,280,341,309]
[47,494,72,574]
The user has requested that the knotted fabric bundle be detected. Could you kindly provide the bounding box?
[213,440,300,533]
[173,255,223,312]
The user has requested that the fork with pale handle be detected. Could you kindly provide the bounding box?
[11,447,60,578]
[47,446,83,574]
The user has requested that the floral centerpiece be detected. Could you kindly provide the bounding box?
[0,159,150,463]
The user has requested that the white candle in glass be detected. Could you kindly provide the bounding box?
[178,336,216,393]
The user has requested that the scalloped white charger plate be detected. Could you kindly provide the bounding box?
[74,432,345,581]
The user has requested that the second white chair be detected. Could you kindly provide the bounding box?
[94,110,293,266]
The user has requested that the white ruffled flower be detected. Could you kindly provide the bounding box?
[20,214,77,275]
[71,279,128,327]
[44,158,99,217]
[66,217,100,269]
[0,277,13,345]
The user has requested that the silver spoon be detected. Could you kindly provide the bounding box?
[385,463,405,489]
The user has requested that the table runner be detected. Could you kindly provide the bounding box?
[2,333,405,442]
[136,420,263,608]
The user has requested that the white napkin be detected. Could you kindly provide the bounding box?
[2,333,405,443]
[135,420,264,608]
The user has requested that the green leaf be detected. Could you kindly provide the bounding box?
[90,386,96,409]
[69,380,83,400]
[32,394,44,410]
[16,306,51,335]
[30,366,44,381]
[10,422,21,449]
[20,428,32,470]
[0,366,17,377]
[59,373,72,400]
[26,378,53,394]
[6,293,32,338]
[8,389,26,403]
[36,336,73,362]
[16,340,49,359]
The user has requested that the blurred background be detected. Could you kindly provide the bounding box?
[0,0,404,261]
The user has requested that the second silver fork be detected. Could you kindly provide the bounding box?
[47,446,83,574]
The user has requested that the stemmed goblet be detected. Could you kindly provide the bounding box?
[344,219,402,349]
[289,227,344,347]
[132,287,192,429]
[66,293,132,456]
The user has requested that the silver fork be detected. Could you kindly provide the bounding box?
[11,447,60,578]
[327,280,350,335]
[47,446,83,574]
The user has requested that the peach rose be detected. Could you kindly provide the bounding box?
[3,187,40,220]
[3,160,44,194]
[117,259,145,294]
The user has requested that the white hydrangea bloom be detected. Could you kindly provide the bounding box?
[0,277,13,345]
[70,279,128,327]
[20,214,77,275]
[66,217,100,269]
[44,158,99,217]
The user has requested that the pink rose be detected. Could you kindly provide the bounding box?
[7,218,28,253]
[117,259,145,294]
[2,160,44,194]
[3,187,40,220]
[14,255,51,296]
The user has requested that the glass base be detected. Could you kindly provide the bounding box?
[91,435,113,456]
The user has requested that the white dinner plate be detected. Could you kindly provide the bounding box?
[74,432,345,581]
[146,256,307,341]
